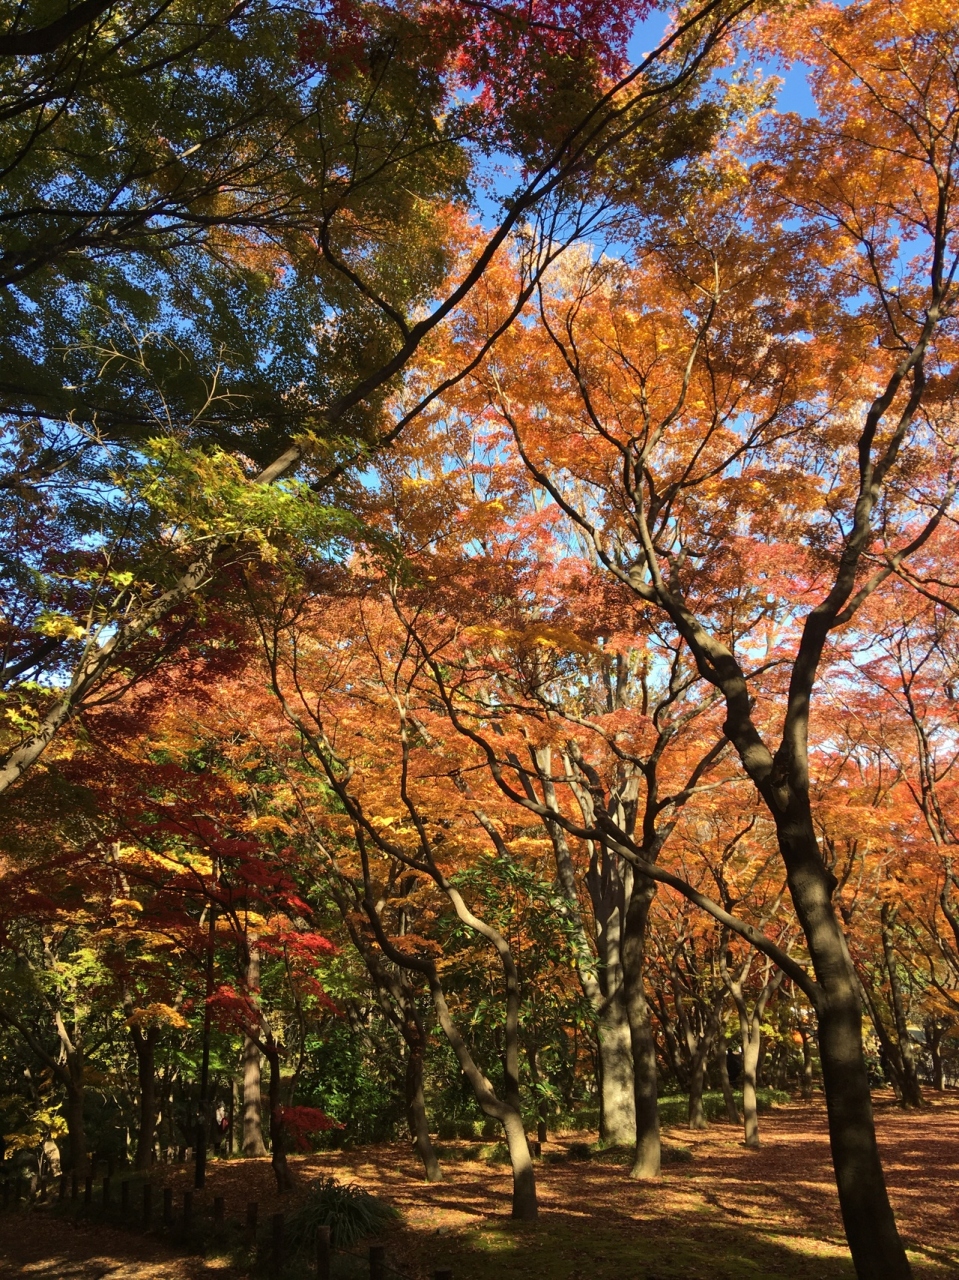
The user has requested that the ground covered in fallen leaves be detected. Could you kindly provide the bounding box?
[1,1093,956,1279]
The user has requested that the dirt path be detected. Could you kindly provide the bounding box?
[1,1095,956,1279]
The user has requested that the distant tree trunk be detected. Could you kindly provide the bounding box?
[687,1034,711,1131]
[241,1036,267,1156]
[130,1025,159,1171]
[880,905,923,1109]
[799,1025,815,1099]
[622,879,660,1177]
[263,1040,292,1193]
[537,762,635,1146]
[925,1019,946,1091]
[717,1042,741,1123]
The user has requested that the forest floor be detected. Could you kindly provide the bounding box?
[0,1092,956,1279]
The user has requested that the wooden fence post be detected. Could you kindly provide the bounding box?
[316,1224,331,1280]
[370,1243,386,1280]
[142,1182,153,1227]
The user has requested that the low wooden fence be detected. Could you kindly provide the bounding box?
[1,1171,455,1279]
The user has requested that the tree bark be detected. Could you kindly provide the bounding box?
[880,905,923,1109]
[64,1088,88,1176]
[404,1018,442,1181]
[264,1041,292,1193]
[717,1040,741,1123]
[131,1026,159,1171]
[799,1024,815,1099]
[777,809,911,1280]
[241,1036,267,1156]
[687,1033,711,1131]
[622,880,660,1177]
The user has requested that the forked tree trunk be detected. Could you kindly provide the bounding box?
[622,881,660,1177]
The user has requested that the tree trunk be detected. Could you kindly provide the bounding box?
[427,973,537,1219]
[800,1026,814,1099]
[880,905,923,1109]
[241,1036,267,1156]
[622,881,660,1177]
[131,1026,159,1171]
[687,1034,710,1131]
[741,1013,762,1149]
[64,1087,88,1175]
[925,1020,945,1091]
[264,1042,292,1193]
[717,1041,741,1123]
[405,1022,442,1181]
[596,994,636,1144]
[777,808,912,1280]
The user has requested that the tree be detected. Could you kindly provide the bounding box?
[416,2,959,1271]
[0,0,761,797]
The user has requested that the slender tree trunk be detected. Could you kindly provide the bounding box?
[241,1036,267,1156]
[405,1021,442,1181]
[880,905,923,1109]
[800,1026,814,1099]
[926,1021,945,1091]
[195,896,216,1189]
[717,1041,741,1123]
[131,1027,159,1171]
[264,1042,292,1193]
[777,809,911,1280]
[740,1013,762,1148]
[622,882,660,1177]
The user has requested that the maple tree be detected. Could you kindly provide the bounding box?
[398,0,959,1273]
[0,0,761,796]
[4,3,959,1278]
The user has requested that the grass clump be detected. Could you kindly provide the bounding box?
[287,1176,398,1251]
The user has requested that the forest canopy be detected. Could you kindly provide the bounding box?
[1,2,958,1278]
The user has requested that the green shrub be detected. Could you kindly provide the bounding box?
[567,1141,593,1161]
[657,1089,788,1126]
[287,1176,398,1251]
[480,1141,511,1165]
